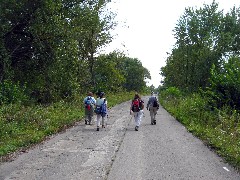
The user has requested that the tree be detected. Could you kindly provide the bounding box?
[94,52,125,92]
[162,1,227,91]
[122,57,150,92]
[207,56,240,110]
[0,0,116,102]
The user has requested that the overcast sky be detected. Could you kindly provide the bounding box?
[104,0,240,87]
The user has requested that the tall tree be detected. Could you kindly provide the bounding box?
[122,57,150,92]
[162,1,230,91]
[74,0,116,89]
[0,0,115,102]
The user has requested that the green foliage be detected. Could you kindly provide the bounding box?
[160,87,182,100]
[161,1,240,92]
[121,57,150,92]
[0,0,150,103]
[207,56,240,110]
[0,80,29,104]
[94,53,125,92]
[0,0,118,103]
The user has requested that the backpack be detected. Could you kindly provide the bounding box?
[85,96,92,110]
[153,97,159,107]
[100,99,107,117]
[94,99,107,116]
[132,98,142,112]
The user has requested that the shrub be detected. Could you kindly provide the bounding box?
[0,80,29,105]
[207,57,240,110]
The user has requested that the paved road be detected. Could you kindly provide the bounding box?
[0,96,240,180]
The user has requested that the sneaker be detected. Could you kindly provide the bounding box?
[85,120,88,125]
[96,127,99,131]
[135,126,139,131]
[102,125,105,128]
[154,120,156,125]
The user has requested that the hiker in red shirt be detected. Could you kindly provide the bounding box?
[130,93,144,131]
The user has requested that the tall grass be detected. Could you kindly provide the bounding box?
[159,88,240,169]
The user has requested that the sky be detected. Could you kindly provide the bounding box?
[104,0,240,88]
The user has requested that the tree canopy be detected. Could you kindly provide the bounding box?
[161,1,240,92]
[0,0,150,104]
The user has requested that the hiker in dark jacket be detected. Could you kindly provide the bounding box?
[146,91,159,125]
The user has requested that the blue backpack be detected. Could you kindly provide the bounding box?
[101,99,107,117]
[85,96,92,110]
[95,99,107,117]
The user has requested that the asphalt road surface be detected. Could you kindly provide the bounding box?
[0,96,240,180]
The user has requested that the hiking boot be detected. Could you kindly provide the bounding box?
[96,127,99,131]
[135,126,139,131]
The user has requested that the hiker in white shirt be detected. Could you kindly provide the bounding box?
[95,92,108,131]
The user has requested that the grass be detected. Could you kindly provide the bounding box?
[0,91,134,161]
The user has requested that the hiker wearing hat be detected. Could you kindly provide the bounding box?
[95,92,108,131]
[146,91,159,125]
[130,93,144,131]
[83,92,96,125]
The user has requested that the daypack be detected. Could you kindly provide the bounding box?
[94,99,107,116]
[153,97,159,107]
[132,98,142,112]
[85,96,92,110]
[101,99,107,117]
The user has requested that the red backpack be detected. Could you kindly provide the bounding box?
[132,98,141,112]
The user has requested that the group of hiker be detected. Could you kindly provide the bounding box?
[83,91,159,131]
[83,91,107,131]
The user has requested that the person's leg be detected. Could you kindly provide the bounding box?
[134,113,138,131]
[96,114,101,131]
[84,109,88,124]
[135,111,143,131]
[88,114,93,125]
[150,108,154,124]
[89,108,94,125]
[102,116,106,128]
[153,107,158,124]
